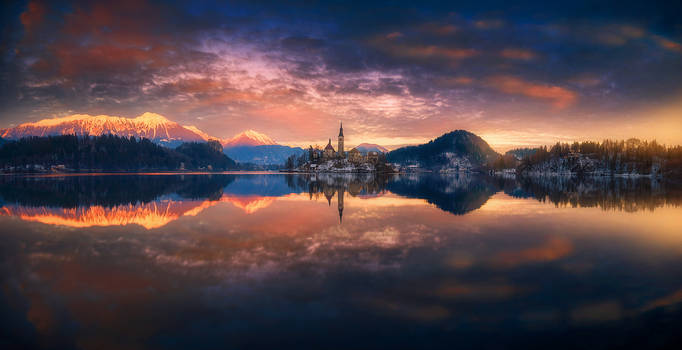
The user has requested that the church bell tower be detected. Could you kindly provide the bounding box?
[338,122,344,157]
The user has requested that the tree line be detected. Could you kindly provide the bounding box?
[0,135,237,171]
[492,139,682,176]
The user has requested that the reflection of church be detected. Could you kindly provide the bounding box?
[307,173,387,224]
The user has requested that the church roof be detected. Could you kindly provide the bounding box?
[325,138,335,151]
[338,122,344,137]
[349,147,360,153]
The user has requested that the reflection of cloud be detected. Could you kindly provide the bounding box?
[490,237,573,268]
[221,195,277,214]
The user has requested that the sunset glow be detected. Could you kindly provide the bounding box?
[2,1,681,151]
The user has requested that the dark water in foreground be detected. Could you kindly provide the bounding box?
[1,173,682,349]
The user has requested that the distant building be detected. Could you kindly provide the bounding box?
[309,145,322,161]
[348,148,362,162]
[367,151,379,163]
[324,139,336,158]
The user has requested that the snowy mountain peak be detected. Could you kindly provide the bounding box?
[135,112,173,126]
[182,125,212,141]
[0,113,213,147]
[223,130,277,147]
[355,143,389,153]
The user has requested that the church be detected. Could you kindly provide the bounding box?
[309,122,381,164]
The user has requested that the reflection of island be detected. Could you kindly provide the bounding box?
[503,176,682,212]
[2,173,681,229]
[301,173,390,223]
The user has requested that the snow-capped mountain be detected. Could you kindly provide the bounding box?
[355,143,389,153]
[0,112,213,147]
[222,130,277,148]
[221,130,304,165]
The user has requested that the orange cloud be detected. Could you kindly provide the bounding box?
[640,288,682,312]
[386,32,403,40]
[653,36,682,53]
[487,75,577,109]
[474,19,504,30]
[401,45,478,60]
[20,1,46,34]
[435,76,474,87]
[500,48,537,60]
[369,35,478,62]
[419,23,458,35]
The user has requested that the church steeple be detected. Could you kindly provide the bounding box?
[337,122,344,157]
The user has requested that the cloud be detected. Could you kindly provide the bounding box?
[474,19,504,30]
[418,23,458,35]
[19,0,46,35]
[653,35,682,53]
[487,75,577,109]
[500,48,537,60]
[3,1,682,148]
[385,31,403,40]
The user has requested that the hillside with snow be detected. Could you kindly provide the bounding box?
[222,130,277,147]
[0,113,213,147]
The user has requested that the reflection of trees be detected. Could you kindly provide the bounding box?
[386,174,498,215]
[505,176,682,212]
[3,173,680,217]
[0,175,235,208]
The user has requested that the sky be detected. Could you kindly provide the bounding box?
[1,0,681,151]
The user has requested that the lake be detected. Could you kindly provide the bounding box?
[1,173,682,349]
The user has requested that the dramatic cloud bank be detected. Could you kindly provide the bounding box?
[1,0,681,150]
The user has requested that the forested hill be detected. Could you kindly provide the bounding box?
[387,130,499,170]
[516,139,682,177]
[0,135,237,171]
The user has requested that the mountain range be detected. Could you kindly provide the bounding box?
[355,143,389,153]
[0,113,308,164]
[0,113,210,147]
[3,113,507,170]
[0,113,283,147]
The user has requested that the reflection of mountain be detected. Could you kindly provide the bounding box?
[0,175,235,228]
[0,174,234,208]
[221,196,276,214]
[505,176,682,212]
[2,173,680,230]
[386,174,498,215]
[0,199,219,229]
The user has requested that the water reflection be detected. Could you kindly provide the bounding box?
[1,174,679,229]
[1,174,682,349]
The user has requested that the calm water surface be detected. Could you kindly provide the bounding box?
[1,173,682,349]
